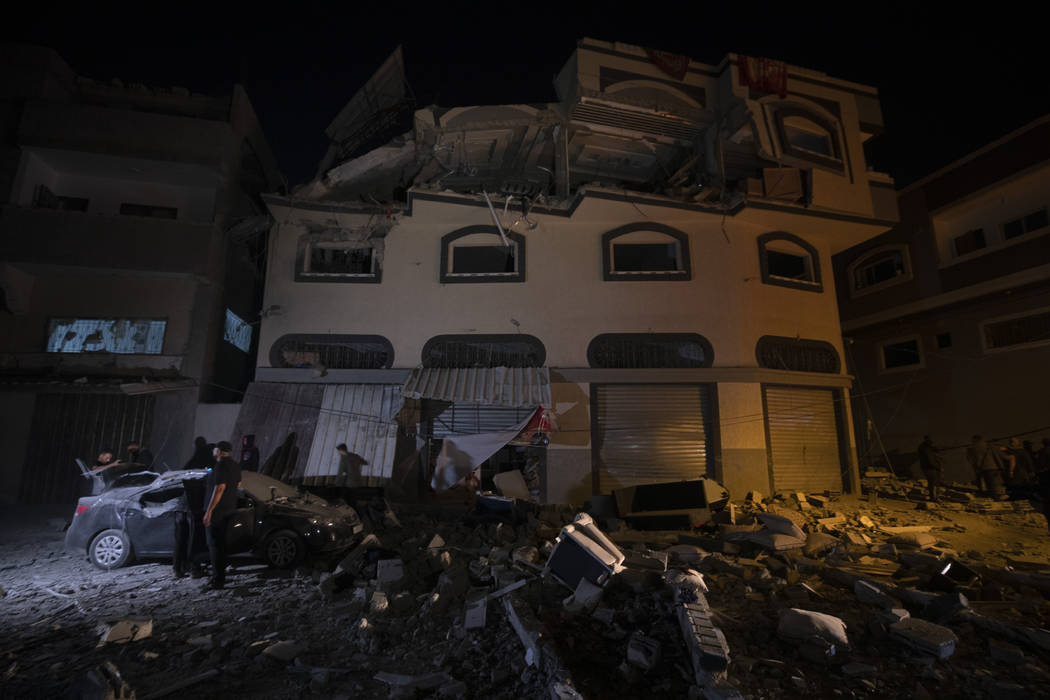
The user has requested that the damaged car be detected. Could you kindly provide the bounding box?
[65,469,364,570]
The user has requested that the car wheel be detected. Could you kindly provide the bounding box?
[89,529,133,569]
[263,530,303,568]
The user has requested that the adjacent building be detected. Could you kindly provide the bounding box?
[0,43,282,503]
[834,116,1050,482]
[237,38,898,504]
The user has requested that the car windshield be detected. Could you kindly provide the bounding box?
[241,471,301,501]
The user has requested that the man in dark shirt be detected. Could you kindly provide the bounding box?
[126,441,155,468]
[202,441,241,590]
[173,476,208,579]
[917,435,943,502]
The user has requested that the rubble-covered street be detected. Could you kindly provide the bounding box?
[5,475,1050,700]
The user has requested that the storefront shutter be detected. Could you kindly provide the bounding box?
[764,385,843,493]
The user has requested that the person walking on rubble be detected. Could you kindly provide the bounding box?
[201,441,241,591]
[917,435,943,502]
[967,435,1007,500]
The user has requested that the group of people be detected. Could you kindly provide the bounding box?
[172,438,242,591]
[917,434,1050,528]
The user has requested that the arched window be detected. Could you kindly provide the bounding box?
[757,232,822,292]
[764,99,845,173]
[440,226,525,283]
[269,334,393,369]
[756,336,840,374]
[848,244,911,296]
[588,333,714,368]
[422,334,545,368]
[602,223,691,281]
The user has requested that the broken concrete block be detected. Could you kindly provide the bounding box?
[427,534,446,549]
[493,469,531,499]
[676,599,730,684]
[777,608,849,648]
[756,512,806,539]
[803,533,839,557]
[512,545,539,565]
[96,618,152,647]
[924,591,969,624]
[879,608,911,624]
[857,515,878,529]
[626,632,661,671]
[843,530,872,546]
[622,548,669,572]
[664,544,708,565]
[890,618,957,658]
[666,568,709,600]
[369,591,389,614]
[746,531,807,551]
[503,595,544,667]
[891,532,937,549]
[563,577,603,613]
[854,580,898,609]
[464,590,488,630]
[263,640,303,662]
[816,514,846,530]
[793,492,811,511]
[747,490,764,505]
[376,558,404,591]
[808,494,830,508]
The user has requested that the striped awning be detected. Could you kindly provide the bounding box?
[401,366,551,408]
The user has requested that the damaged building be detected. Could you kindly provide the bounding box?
[239,39,899,503]
[0,43,283,502]
[834,115,1050,481]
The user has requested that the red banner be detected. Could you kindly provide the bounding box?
[509,407,557,446]
[645,48,690,81]
[738,55,788,98]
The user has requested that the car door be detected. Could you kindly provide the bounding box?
[224,490,257,554]
[124,485,183,556]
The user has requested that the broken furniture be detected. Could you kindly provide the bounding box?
[612,478,730,530]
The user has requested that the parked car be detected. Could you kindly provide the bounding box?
[65,469,364,570]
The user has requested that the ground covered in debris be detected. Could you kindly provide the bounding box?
[4,476,1050,699]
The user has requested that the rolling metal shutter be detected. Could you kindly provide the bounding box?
[764,385,843,493]
[431,403,536,439]
[594,384,713,493]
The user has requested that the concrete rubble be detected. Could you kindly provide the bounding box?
[5,472,1050,697]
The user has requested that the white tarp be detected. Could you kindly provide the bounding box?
[431,412,534,491]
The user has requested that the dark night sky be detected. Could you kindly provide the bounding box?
[5,4,1048,189]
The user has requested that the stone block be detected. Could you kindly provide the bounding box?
[889,618,958,659]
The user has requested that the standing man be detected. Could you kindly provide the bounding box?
[126,441,155,468]
[173,474,207,579]
[202,441,241,591]
[335,443,365,501]
[917,435,943,502]
[967,435,1006,500]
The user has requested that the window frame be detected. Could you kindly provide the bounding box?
[1001,206,1049,242]
[421,334,546,368]
[979,305,1050,354]
[44,317,168,355]
[846,243,912,298]
[601,223,692,282]
[755,336,841,374]
[268,334,394,369]
[877,334,925,374]
[296,236,382,284]
[587,333,714,369]
[440,226,526,284]
[770,103,846,174]
[756,232,822,293]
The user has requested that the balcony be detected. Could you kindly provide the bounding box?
[0,206,219,277]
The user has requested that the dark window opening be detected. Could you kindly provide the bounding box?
[35,185,88,212]
[588,333,713,369]
[307,246,374,275]
[422,334,545,368]
[756,336,840,374]
[984,310,1050,350]
[766,250,811,281]
[953,228,986,256]
[269,334,393,369]
[611,243,681,273]
[120,203,177,219]
[854,250,905,290]
[451,246,515,274]
[784,124,834,157]
[936,332,953,349]
[1004,207,1048,240]
[882,339,921,369]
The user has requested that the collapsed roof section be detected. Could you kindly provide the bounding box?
[295,38,885,216]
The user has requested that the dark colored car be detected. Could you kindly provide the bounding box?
[65,469,364,570]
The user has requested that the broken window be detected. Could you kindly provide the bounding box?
[757,232,822,292]
[602,224,691,281]
[588,333,713,369]
[304,244,375,276]
[269,334,393,369]
[782,115,835,158]
[952,228,986,256]
[441,227,525,283]
[119,203,177,219]
[851,246,908,292]
[756,336,840,374]
[880,338,922,370]
[982,308,1050,351]
[422,334,545,368]
[46,318,166,354]
[1002,207,1048,241]
[224,309,252,353]
[34,185,89,212]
